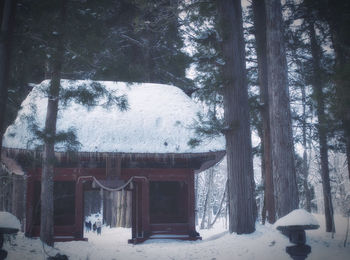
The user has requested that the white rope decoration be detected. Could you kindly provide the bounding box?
[77,175,147,192]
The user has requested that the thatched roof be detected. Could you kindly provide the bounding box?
[3,80,225,154]
[2,147,225,172]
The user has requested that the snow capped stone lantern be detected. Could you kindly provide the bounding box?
[275,209,320,260]
[0,211,20,259]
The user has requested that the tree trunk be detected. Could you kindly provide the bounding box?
[307,16,335,233]
[252,0,275,224]
[0,0,16,154]
[104,190,112,226]
[264,0,299,218]
[117,190,123,227]
[200,168,213,229]
[125,190,132,228]
[110,191,117,227]
[40,0,67,246]
[209,180,227,228]
[217,0,256,234]
[40,90,59,246]
[301,85,311,212]
[347,143,350,181]
[121,189,127,227]
[325,0,350,182]
[195,173,199,225]
[206,171,213,229]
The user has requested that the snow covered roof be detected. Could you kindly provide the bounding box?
[1,152,25,176]
[3,80,225,154]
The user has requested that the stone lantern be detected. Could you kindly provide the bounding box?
[275,209,320,260]
[0,212,20,260]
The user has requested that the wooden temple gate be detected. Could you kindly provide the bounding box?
[2,149,225,243]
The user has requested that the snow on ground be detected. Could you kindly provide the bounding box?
[3,214,350,260]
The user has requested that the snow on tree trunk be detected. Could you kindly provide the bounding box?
[264,0,299,218]
[217,0,256,234]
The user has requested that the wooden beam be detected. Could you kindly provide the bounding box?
[75,179,84,240]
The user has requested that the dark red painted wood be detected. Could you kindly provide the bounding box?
[188,171,195,231]
[141,178,150,238]
[25,176,34,236]
[75,179,84,239]
[25,166,200,243]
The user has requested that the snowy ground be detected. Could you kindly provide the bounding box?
[3,214,350,260]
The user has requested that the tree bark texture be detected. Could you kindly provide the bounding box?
[107,190,131,228]
[195,173,199,225]
[265,0,299,218]
[0,168,12,212]
[125,190,132,228]
[0,0,16,154]
[200,168,213,229]
[325,0,350,182]
[209,180,227,229]
[40,0,67,246]
[252,0,275,224]
[301,85,311,212]
[217,0,256,234]
[307,16,335,232]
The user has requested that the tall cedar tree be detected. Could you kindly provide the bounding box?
[265,0,299,218]
[3,0,193,139]
[40,0,67,246]
[217,0,256,234]
[300,83,312,212]
[324,0,350,181]
[0,0,16,154]
[251,0,275,224]
[304,0,335,232]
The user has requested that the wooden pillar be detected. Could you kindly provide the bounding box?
[137,181,142,237]
[25,175,34,236]
[188,171,195,232]
[75,179,84,239]
[129,178,149,243]
[11,175,25,231]
[131,182,137,240]
[141,178,150,238]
